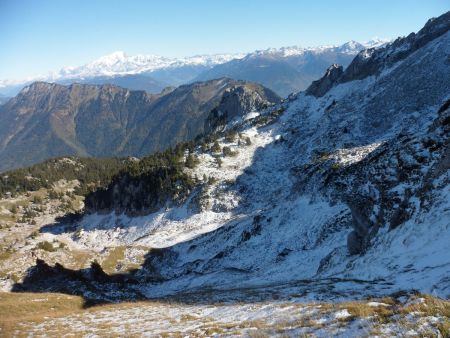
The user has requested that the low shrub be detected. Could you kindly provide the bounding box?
[223,146,238,157]
[36,241,56,252]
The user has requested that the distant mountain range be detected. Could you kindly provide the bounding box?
[0,78,279,171]
[0,52,244,97]
[194,40,388,96]
[0,40,388,97]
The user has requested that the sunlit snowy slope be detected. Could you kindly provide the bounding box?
[23,13,450,302]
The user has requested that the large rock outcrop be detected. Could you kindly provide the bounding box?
[305,64,343,97]
[205,83,279,132]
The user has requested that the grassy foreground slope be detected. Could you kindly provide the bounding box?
[1,292,448,337]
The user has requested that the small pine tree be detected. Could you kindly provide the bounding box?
[37,241,56,252]
[185,154,199,169]
[211,141,221,153]
[216,157,223,168]
[48,189,58,200]
[225,131,237,143]
[201,142,209,153]
[223,146,238,157]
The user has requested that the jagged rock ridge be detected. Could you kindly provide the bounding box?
[306,11,450,97]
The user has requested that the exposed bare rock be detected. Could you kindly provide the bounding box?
[306,11,450,97]
[305,64,343,97]
[205,83,279,132]
[340,11,450,83]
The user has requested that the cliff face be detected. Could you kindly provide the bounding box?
[204,83,280,133]
[0,78,279,171]
[304,64,343,97]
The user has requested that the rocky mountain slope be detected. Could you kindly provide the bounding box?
[0,78,279,171]
[0,94,10,106]
[0,12,449,337]
[58,73,169,94]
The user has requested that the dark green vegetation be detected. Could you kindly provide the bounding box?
[0,157,127,197]
[0,137,210,215]
[84,144,197,215]
[0,145,195,215]
[0,96,279,215]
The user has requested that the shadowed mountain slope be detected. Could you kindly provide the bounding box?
[0,78,279,171]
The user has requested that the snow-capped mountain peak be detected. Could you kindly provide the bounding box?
[49,51,246,81]
[93,50,129,65]
[364,37,391,48]
[245,39,390,59]
[12,21,448,303]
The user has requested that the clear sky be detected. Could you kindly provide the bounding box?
[1,0,449,80]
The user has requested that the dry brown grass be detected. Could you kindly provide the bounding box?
[29,189,48,201]
[0,292,85,336]
[180,313,199,321]
[66,249,94,269]
[0,248,14,262]
[202,326,226,335]
[101,246,126,273]
[159,332,184,338]
[0,292,167,336]
[1,291,448,337]
[339,300,395,323]
[437,320,450,337]
[400,294,450,318]
[247,330,271,338]
[0,214,16,223]
[337,295,450,336]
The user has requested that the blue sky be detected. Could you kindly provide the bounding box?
[0,0,448,80]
